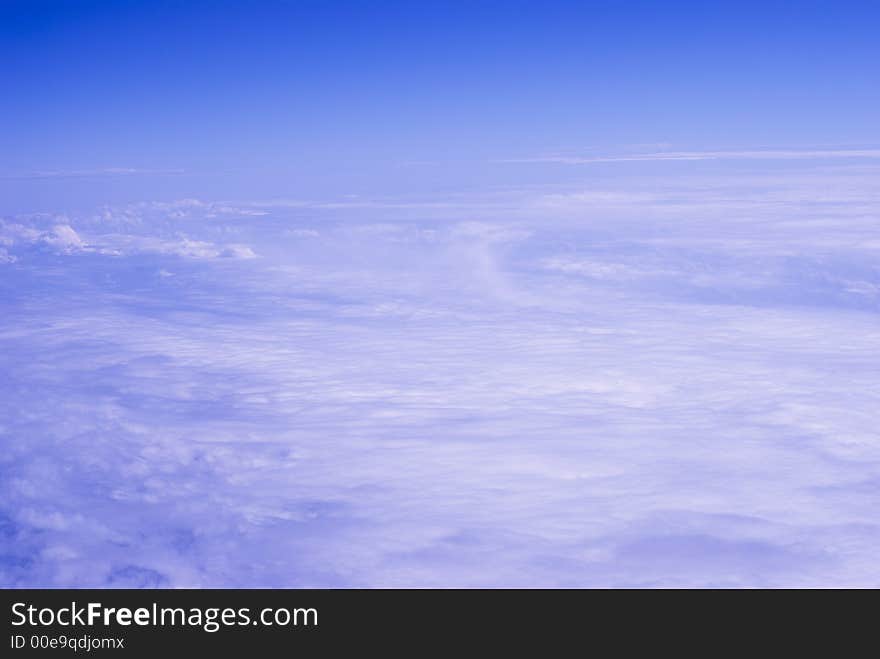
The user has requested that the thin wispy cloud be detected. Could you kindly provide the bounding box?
[499,148,880,165]
[1,167,185,180]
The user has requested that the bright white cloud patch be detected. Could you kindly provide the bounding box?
[1,163,879,587]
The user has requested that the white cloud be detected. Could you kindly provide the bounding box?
[0,220,86,255]
[0,213,258,263]
[42,224,85,252]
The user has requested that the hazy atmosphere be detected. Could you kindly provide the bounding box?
[2,1,879,587]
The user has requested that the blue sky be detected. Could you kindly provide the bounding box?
[2,2,879,587]
[3,0,879,211]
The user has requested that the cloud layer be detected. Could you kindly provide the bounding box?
[2,163,879,587]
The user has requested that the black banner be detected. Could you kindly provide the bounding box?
[1,588,871,655]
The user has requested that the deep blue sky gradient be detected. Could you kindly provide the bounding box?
[2,1,878,210]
